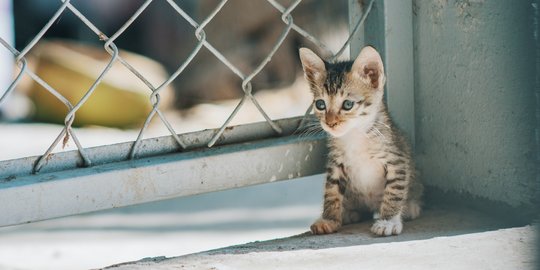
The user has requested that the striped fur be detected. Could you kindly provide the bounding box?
[299,47,423,236]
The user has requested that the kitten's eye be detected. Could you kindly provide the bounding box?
[342,100,355,111]
[315,99,326,111]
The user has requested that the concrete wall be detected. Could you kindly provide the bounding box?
[412,0,538,207]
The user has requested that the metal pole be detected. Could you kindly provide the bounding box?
[349,0,415,147]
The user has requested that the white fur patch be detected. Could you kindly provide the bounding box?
[338,130,386,211]
[371,215,403,236]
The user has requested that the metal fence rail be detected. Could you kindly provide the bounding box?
[0,0,413,227]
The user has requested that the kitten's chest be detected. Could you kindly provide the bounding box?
[336,134,386,197]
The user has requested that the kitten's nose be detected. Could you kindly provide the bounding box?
[326,113,339,128]
[327,122,338,128]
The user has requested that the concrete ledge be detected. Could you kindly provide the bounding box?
[104,226,534,270]
[102,205,536,270]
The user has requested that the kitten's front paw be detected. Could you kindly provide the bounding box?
[370,216,403,236]
[310,219,340,235]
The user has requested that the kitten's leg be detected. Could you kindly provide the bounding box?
[403,200,421,220]
[342,209,362,225]
[371,164,409,236]
[403,180,423,220]
[311,166,346,235]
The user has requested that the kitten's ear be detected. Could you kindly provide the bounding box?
[351,46,385,90]
[299,48,326,83]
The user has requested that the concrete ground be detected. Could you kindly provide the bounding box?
[105,226,535,270]
[103,202,536,270]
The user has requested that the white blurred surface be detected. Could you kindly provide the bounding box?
[0,175,324,270]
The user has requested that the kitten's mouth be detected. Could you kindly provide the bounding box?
[322,124,348,138]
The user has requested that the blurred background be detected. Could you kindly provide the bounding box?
[0,0,351,269]
[0,0,351,159]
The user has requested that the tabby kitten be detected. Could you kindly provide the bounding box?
[299,46,423,236]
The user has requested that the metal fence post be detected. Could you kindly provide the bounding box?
[347,0,365,57]
[349,0,415,147]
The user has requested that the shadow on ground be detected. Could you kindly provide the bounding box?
[104,190,531,269]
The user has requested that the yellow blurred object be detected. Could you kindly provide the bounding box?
[28,40,173,128]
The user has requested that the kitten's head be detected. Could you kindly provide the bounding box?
[299,46,385,137]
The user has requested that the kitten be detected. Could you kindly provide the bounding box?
[299,46,423,236]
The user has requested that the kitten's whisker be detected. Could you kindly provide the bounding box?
[296,124,324,138]
[366,125,386,142]
[302,122,320,127]
[294,122,321,135]
[375,121,391,130]
[373,127,388,142]
[297,126,321,135]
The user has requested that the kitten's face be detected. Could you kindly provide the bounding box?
[311,84,382,137]
[299,47,386,137]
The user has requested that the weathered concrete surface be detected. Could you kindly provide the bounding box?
[104,227,535,270]
[103,204,534,270]
[413,0,538,207]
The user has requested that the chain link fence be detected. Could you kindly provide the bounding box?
[0,0,373,174]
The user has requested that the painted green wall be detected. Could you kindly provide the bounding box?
[412,0,538,207]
